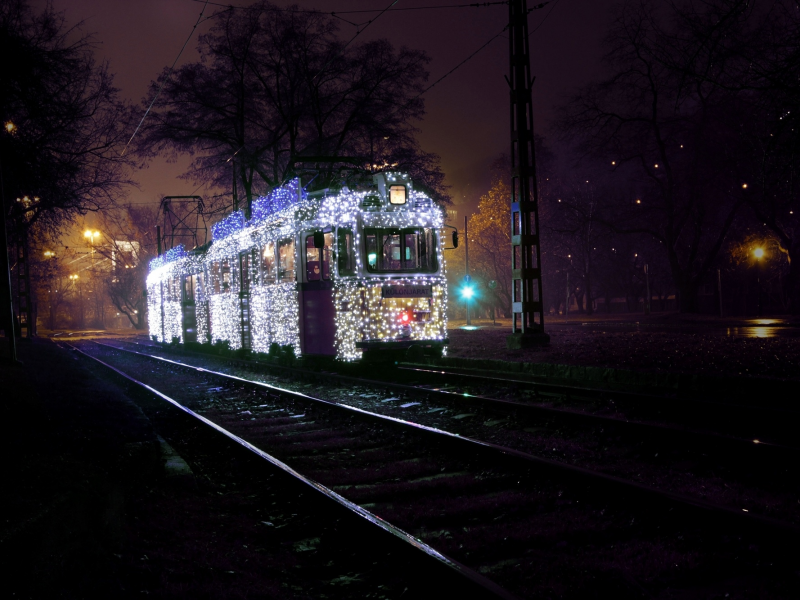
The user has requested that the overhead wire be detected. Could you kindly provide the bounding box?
[408,1,549,104]
[312,0,399,81]
[121,0,210,157]
[188,0,509,16]
[150,0,561,204]
[528,0,561,37]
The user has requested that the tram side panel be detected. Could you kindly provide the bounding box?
[250,282,300,355]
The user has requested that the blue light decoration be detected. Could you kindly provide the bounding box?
[249,178,306,227]
[211,210,246,241]
[147,172,449,359]
[148,244,187,271]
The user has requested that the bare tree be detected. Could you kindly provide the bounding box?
[0,0,135,236]
[138,0,448,211]
[559,0,752,312]
[95,205,158,329]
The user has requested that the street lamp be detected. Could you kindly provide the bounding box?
[44,251,56,329]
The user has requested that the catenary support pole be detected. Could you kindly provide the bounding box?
[465,216,471,326]
[507,0,549,348]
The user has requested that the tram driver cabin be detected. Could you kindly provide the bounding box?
[146,173,449,361]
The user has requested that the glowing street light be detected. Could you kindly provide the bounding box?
[4,120,17,135]
[84,229,100,240]
[753,247,764,259]
[461,284,475,300]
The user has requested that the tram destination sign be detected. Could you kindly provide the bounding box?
[381,284,433,299]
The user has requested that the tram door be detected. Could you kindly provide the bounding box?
[239,251,252,350]
[182,274,197,343]
[299,231,335,355]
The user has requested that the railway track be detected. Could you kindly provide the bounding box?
[104,339,800,527]
[62,341,513,599]
[70,339,800,598]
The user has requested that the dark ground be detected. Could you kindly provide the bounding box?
[1,339,472,599]
[4,312,800,597]
[447,313,800,380]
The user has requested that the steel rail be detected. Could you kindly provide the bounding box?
[398,365,800,416]
[64,341,517,600]
[101,340,795,458]
[87,340,800,542]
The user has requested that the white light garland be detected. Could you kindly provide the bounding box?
[147,173,448,359]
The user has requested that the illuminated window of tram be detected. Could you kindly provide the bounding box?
[306,232,333,281]
[337,228,356,275]
[261,241,276,284]
[389,185,407,205]
[220,259,231,292]
[364,228,437,273]
[278,238,295,282]
[211,261,221,294]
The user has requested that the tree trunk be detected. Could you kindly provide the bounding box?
[585,274,594,315]
[677,279,700,313]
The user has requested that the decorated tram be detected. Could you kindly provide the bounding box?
[146,172,449,361]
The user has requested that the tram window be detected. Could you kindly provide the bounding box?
[305,232,333,281]
[338,228,356,275]
[239,252,251,292]
[323,232,333,279]
[183,275,195,304]
[306,235,321,281]
[364,228,437,273]
[211,262,221,294]
[278,238,295,282]
[261,242,276,284]
[389,185,407,205]
[221,259,231,292]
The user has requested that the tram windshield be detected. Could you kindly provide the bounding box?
[364,228,437,273]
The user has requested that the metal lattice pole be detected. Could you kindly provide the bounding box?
[507,0,549,347]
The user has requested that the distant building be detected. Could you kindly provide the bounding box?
[445,208,458,225]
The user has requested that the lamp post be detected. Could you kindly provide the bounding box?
[44,251,55,329]
[754,247,764,316]
[464,216,471,326]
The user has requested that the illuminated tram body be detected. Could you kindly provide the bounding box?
[146,173,448,360]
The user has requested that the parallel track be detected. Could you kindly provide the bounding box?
[68,339,800,598]
[104,339,800,521]
[65,341,514,599]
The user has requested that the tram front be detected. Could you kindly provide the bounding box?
[331,172,449,361]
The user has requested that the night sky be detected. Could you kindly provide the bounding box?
[31,0,610,213]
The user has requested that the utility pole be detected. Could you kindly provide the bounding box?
[0,164,18,363]
[507,0,549,348]
[465,216,471,326]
